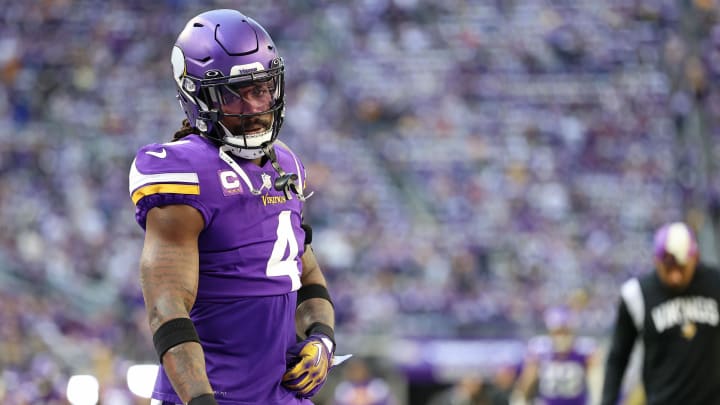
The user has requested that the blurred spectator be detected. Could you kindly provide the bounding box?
[331,358,398,405]
[427,374,508,405]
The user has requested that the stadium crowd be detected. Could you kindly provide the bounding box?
[0,0,719,403]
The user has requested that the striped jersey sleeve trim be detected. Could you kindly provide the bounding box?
[621,278,644,331]
[131,183,200,204]
[129,160,199,193]
[128,160,200,204]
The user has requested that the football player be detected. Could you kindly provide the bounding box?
[601,222,720,404]
[129,9,335,405]
[514,306,597,405]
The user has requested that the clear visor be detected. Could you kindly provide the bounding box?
[210,78,280,135]
[218,79,278,112]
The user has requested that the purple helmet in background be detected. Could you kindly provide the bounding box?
[171,9,285,159]
[653,222,698,265]
[544,306,575,331]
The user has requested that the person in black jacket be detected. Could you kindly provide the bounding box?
[600,221,720,404]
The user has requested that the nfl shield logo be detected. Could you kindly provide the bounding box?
[261,173,272,190]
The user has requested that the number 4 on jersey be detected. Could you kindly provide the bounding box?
[266,210,301,291]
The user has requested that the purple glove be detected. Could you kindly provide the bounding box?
[282,333,334,398]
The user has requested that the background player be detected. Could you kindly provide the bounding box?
[600,222,720,404]
[513,306,598,405]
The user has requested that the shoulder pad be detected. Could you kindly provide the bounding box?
[129,139,201,204]
[527,335,552,356]
[573,336,597,355]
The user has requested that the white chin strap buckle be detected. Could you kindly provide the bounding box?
[227,146,265,160]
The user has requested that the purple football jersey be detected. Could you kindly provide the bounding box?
[527,335,595,405]
[129,134,312,404]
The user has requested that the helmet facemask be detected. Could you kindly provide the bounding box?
[196,59,285,159]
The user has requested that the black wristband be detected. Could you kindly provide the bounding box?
[152,317,200,363]
[297,284,333,308]
[189,393,217,405]
[306,322,335,344]
[301,223,312,245]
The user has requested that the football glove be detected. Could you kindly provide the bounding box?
[282,332,334,398]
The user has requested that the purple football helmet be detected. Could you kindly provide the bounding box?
[171,9,285,159]
[544,306,575,331]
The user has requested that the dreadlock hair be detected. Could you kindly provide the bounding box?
[173,119,199,141]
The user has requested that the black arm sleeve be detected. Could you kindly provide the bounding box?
[600,298,639,405]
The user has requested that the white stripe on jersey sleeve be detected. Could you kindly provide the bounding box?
[129,159,199,193]
[621,278,645,331]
